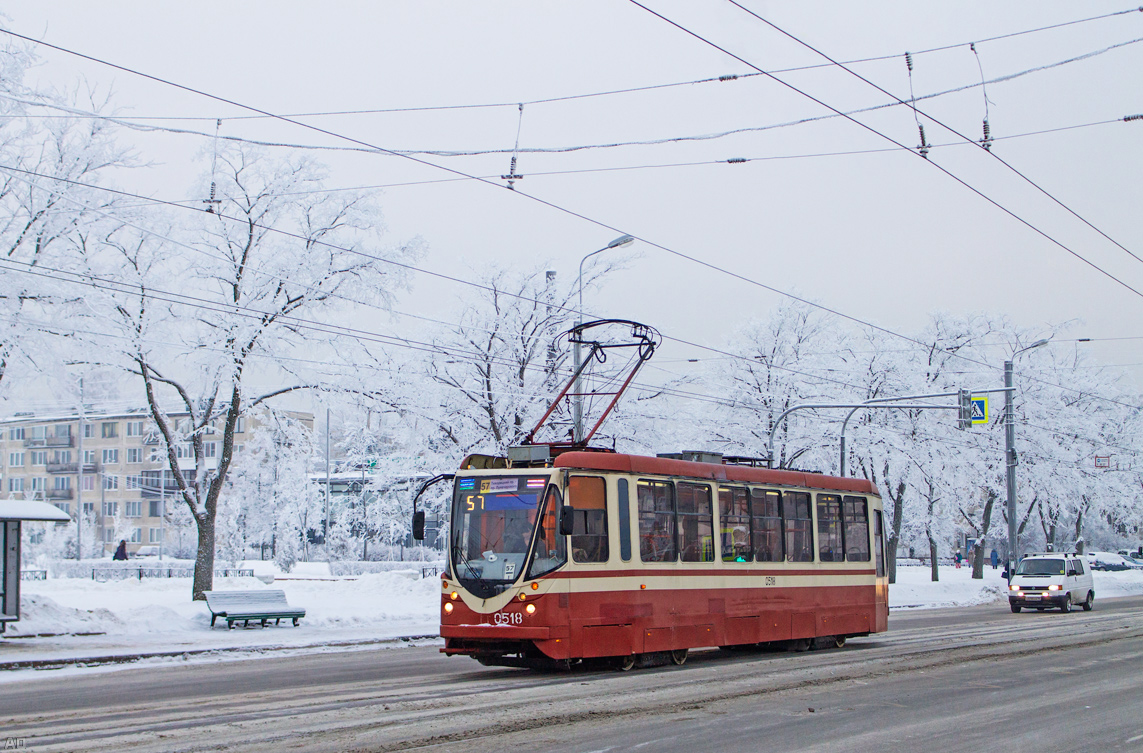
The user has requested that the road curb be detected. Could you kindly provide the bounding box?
[0,634,441,672]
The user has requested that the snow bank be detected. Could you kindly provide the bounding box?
[3,562,1141,674]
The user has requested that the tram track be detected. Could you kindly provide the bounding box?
[4,598,1142,752]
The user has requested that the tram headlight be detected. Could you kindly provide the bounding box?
[450,591,459,600]
[526,604,536,614]
[519,593,527,601]
[444,602,454,614]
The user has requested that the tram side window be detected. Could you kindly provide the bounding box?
[784,491,814,562]
[751,489,784,562]
[569,476,609,563]
[842,496,870,562]
[874,509,885,577]
[638,480,676,562]
[817,494,844,563]
[677,482,714,562]
[719,487,752,562]
[527,486,567,579]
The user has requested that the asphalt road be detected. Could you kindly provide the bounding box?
[3,595,1143,752]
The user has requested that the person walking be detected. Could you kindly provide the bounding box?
[112,540,129,561]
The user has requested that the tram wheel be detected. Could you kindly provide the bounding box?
[617,654,637,671]
[832,635,847,648]
[788,639,812,652]
[670,649,688,666]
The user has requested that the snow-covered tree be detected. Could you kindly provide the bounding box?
[72,144,419,598]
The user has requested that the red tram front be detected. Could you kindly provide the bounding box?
[439,451,888,669]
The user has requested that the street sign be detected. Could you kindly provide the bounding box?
[970,396,988,425]
[1095,455,1111,469]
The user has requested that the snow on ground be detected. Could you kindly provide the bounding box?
[3,562,1142,676]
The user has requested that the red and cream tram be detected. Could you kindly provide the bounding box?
[435,449,888,669]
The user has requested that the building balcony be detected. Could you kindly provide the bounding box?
[141,483,181,499]
[24,436,75,448]
[47,488,74,500]
[46,462,100,474]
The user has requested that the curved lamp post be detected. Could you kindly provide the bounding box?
[572,234,635,442]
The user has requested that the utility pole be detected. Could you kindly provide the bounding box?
[1004,360,1017,581]
[324,407,331,545]
[76,377,84,561]
[1004,338,1050,581]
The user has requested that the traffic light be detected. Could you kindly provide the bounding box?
[957,389,972,430]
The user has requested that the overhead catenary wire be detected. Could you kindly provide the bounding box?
[628,2,1143,301]
[722,0,1143,270]
[9,7,1138,123]
[7,36,1139,161]
[1,28,1138,414]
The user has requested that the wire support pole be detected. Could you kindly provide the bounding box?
[1005,359,1018,580]
[767,400,958,473]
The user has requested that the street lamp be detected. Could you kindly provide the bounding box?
[1005,337,1050,581]
[572,234,635,442]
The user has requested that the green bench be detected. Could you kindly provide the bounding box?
[204,590,306,629]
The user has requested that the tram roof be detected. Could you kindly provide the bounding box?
[552,452,878,496]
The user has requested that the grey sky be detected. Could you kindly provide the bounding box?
[6,1,1142,391]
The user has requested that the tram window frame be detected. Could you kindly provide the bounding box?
[873,509,886,577]
[751,488,785,563]
[783,491,814,563]
[617,479,632,562]
[677,481,714,562]
[637,479,677,563]
[719,486,752,563]
[817,494,845,563]
[842,496,871,562]
[568,476,609,564]
[526,485,568,579]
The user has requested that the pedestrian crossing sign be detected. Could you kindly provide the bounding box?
[970,396,988,425]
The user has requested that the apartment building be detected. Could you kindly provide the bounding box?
[0,408,312,555]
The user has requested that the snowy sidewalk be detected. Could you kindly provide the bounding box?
[4,563,1143,676]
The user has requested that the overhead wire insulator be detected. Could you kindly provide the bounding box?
[726,157,747,163]
[917,124,930,159]
[904,52,913,72]
[719,74,739,82]
[1124,113,1143,122]
[981,119,993,151]
[501,104,525,190]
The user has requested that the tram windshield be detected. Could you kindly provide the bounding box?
[451,474,551,594]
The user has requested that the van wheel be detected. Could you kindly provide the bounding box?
[670,649,688,666]
[1010,604,1022,613]
[1082,591,1094,611]
[1061,594,1072,613]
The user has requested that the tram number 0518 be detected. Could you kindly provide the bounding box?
[493,611,523,626]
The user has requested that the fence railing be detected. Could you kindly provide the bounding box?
[91,567,254,581]
[19,569,47,581]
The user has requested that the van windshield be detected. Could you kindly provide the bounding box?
[1017,558,1065,575]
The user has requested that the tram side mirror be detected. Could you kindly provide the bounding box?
[412,510,425,541]
[559,506,575,537]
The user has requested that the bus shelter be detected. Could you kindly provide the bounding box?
[1,499,70,632]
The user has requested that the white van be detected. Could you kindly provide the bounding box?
[1008,553,1094,613]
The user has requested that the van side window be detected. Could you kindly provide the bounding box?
[638,480,676,562]
[752,489,784,562]
[569,476,608,563]
[677,482,714,562]
[784,492,813,562]
[1073,559,1085,576]
[719,487,752,562]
